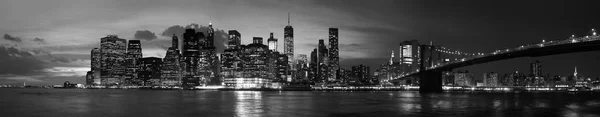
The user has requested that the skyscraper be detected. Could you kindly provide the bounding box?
[295,54,309,82]
[268,32,278,51]
[202,21,220,85]
[253,37,263,44]
[530,60,542,77]
[328,28,339,80]
[284,12,294,72]
[228,30,241,49]
[90,48,101,85]
[100,35,127,85]
[139,57,162,86]
[172,34,179,50]
[311,39,329,83]
[399,40,420,73]
[162,47,181,86]
[483,72,499,87]
[125,40,142,85]
[351,64,370,84]
[181,29,200,87]
[206,21,215,47]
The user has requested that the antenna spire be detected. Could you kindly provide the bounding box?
[287,12,290,25]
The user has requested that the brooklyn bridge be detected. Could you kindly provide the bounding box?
[389,29,600,92]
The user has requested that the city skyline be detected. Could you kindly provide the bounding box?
[1,0,600,85]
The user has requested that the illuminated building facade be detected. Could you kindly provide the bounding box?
[181,29,200,87]
[328,28,339,80]
[399,40,420,73]
[125,40,142,85]
[483,72,499,87]
[453,71,474,87]
[284,13,294,72]
[139,57,162,86]
[162,47,181,86]
[100,35,127,85]
[90,48,101,85]
[268,32,277,51]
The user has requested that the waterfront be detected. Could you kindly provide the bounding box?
[1,89,600,117]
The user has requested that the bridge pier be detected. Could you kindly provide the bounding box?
[419,71,443,93]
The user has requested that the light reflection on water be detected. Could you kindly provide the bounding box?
[1,89,600,117]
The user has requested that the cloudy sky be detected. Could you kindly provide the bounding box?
[1,0,600,85]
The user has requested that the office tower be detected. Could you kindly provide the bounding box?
[351,64,370,84]
[199,46,218,85]
[91,48,101,71]
[162,47,181,86]
[253,37,263,44]
[125,40,142,85]
[453,71,474,86]
[276,52,289,82]
[295,54,309,82]
[90,48,101,85]
[226,41,272,88]
[138,57,162,86]
[181,29,200,87]
[202,22,220,85]
[399,40,420,73]
[228,30,241,49]
[268,32,278,51]
[284,12,294,71]
[172,34,179,50]
[100,35,127,85]
[483,72,499,87]
[206,21,214,47]
[308,40,330,83]
[530,60,542,77]
[86,71,94,85]
[328,28,339,80]
[309,48,318,82]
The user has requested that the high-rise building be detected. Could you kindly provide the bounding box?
[181,29,201,87]
[454,71,474,86]
[138,57,162,86]
[284,12,294,72]
[91,48,101,71]
[224,41,272,88]
[530,60,542,77]
[125,40,142,85]
[268,32,278,51]
[162,47,181,86]
[399,40,420,73]
[100,35,127,85]
[206,21,215,47]
[351,64,370,84]
[483,72,499,87]
[172,34,179,50]
[328,28,339,80]
[276,52,289,82]
[228,30,241,49]
[90,48,101,85]
[310,39,330,83]
[253,37,263,44]
[295,54,309,82]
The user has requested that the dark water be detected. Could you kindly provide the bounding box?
[1,89,600,117]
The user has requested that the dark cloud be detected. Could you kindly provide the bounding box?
[3,34,22,43]
[161,23,228,53]
[32,38,47,45]
[0,46,46,75]
[134,30,158,41]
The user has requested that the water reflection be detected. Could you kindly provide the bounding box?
[234,91,263,117]
[2,89,600,117]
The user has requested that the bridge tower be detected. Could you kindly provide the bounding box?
[419,45,443,93]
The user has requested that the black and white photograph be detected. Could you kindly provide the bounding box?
[1,0,600,116]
